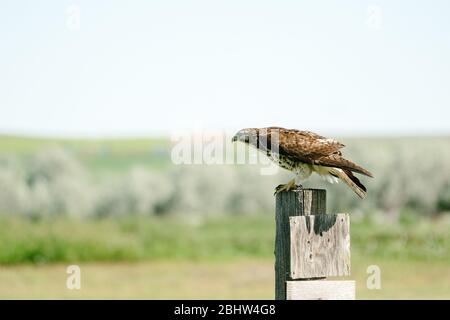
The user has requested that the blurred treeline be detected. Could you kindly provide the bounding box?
[0,136,450,219]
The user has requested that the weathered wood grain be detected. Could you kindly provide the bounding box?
[286,280,355,300]
[302,189,326,215]
[290,213,350,279]
[274,187,326,300]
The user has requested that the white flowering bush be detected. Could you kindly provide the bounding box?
[94,167,173,217]
[27,149,95,218]
[0,166,29,214]
[0,138,449,219]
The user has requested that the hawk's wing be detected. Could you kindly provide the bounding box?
[275,128,345,158]
[266,128,373,177]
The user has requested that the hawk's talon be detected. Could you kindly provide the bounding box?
[274,179,297,195]
[274,184,284,195]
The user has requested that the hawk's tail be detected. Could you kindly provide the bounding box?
[329,168,367,199]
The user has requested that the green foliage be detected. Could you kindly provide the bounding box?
[437,183,450,212]
[0,215,448,264]
[352,213,450,261]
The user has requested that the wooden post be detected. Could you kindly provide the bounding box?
[275,186,354,300]
[275,187,326,300]
[286,280,355,300]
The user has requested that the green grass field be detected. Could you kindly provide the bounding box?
[1,258,448,299]
[0,215,448,264]
[0,215,447,299]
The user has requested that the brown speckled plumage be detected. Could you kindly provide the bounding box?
[232,127,373,198]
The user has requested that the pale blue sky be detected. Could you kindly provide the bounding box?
[1,0,449,137]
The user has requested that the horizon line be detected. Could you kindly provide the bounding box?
[0,129,449,140]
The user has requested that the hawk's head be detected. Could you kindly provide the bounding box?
[231,128,258,144]
[232,127,281,151]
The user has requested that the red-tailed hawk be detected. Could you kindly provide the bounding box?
[232,127,373,198]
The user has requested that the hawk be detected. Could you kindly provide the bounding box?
[232,127,373,198]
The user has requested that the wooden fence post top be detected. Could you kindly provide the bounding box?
[275,187,326,216]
